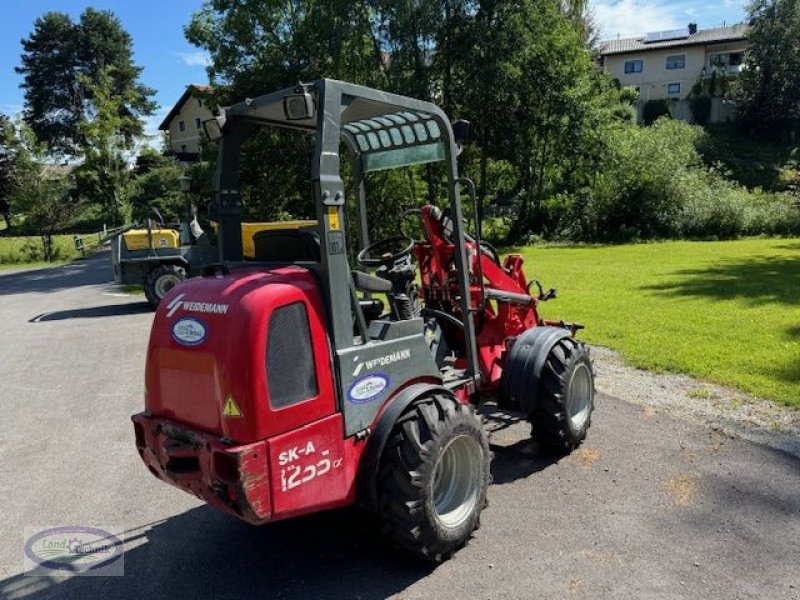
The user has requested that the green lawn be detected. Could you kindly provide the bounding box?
[0,234,83,268]
[520,239,800,407]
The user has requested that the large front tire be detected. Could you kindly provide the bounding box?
[377,394,491,561]
[532,337,595,452]
[144,264,185,307]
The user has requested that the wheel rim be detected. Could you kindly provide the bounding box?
[155,273,182,299]
[432,435,482,528]
[566,363,593,430]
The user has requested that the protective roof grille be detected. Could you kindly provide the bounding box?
[342,111,442,154]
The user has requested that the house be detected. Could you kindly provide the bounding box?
[158,84,214,161]
[598,24,750,122]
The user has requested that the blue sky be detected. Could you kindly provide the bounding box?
[0,0,208,138]
[592,0,747,38]
[0,1,748,138]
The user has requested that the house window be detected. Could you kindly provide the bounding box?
[667,83,681,95]
[666,54,686,70]
[197,98,203,107]
[266,302,318,409]
[195,118,202,129]
[624,59,643,74]
[180,144,187,153]
[710,52,744,68]
[178,121,186,132]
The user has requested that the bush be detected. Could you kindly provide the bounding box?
[642,100,672,126]
[689,94,712,126]
[541,119,800,242]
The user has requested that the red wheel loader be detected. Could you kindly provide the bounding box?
[132,80,595,561]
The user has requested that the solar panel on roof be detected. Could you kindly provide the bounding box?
[644,28,690,43]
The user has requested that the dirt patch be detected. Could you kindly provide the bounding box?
[569,448,601,466]
[580,549,624,566]
[591,346,800,458]
[664,473,700,506]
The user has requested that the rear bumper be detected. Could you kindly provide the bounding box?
[132,413,272,524]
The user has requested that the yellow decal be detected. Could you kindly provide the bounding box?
[222,395,243,418]
[328,207,340,231]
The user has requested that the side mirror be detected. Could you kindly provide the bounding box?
[202,115,225,142]
[283,91,315,121]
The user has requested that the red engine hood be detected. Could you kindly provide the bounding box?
[143,265,333,443]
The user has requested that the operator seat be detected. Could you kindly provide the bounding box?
[253,228,387,322]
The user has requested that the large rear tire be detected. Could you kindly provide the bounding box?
[144,264,185,307]
[377,394,491,561]
[531,337,594,452]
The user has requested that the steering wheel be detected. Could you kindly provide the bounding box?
[356,235,415,267]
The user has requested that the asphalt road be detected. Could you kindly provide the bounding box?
[0,251,798,600]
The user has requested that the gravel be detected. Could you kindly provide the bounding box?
[591,344,800,458]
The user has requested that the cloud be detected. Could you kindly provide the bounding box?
[592,0,682,39]
[175,51,211,68]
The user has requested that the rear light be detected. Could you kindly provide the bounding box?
[213,451,239,482]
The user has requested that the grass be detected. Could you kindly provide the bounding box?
[520,238,800,408]
[0,234,83,267]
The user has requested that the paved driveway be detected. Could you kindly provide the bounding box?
[0,253,798,599]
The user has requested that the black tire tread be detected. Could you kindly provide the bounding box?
[144,264,185,307]
[376,394,491,562]
[531,337,594,452]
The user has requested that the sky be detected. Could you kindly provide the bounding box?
[591,0,747,39]
[0,0,748,138]
[0,0,209,139]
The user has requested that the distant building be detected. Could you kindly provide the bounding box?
[598,24,750,123]
[158,84,214,161]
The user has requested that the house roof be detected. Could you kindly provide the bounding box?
[599,25,749,56]
[158,84,214,131]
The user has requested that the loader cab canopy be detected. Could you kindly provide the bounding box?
[218,82,448,173]
[211,79,479,378]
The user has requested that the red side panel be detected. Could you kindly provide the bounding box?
[267,413,352,519]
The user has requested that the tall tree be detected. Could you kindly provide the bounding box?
[734,0,800,136]
[74,66,140,225]
[0,115,20,230]
[17,9,156,155]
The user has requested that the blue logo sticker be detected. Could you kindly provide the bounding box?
[171,317,208,347]
[347,373,390,404]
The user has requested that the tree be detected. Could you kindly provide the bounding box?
[12,124,82,261]
[185,0,627,241]
[0,115,20,230]
[74,66,139,225]
[17,8,156,155]
[129,149,187,223]
[734,0,800,136]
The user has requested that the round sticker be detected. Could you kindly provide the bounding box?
[347,373,390,404]
[171,317,208,347]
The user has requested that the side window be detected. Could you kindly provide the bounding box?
[266,302,318,409]
[178,120,186,132]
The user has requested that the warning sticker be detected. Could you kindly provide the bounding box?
[328,207,340,231]
[222,395,243,418]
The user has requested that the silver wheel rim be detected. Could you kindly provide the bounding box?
[567,363,593,430]
[432,435,482,528]
[155,273,182,299]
